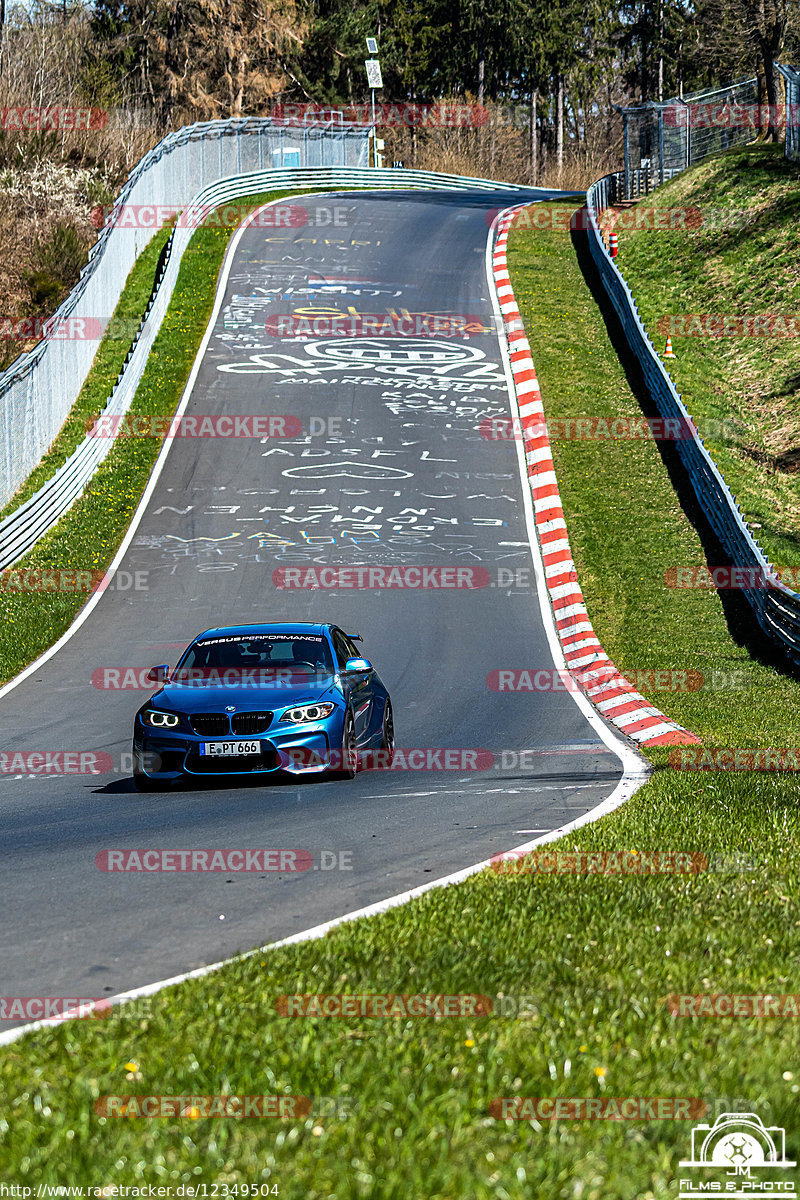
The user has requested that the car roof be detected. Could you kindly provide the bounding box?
[193,622,330,641]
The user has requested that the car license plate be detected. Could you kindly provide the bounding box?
[201,740,262,757]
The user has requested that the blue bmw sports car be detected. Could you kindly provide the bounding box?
[131,622,393,790]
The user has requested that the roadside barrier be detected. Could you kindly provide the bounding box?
[585,175,800,666]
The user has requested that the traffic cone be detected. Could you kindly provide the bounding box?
[608,231,618,258]
[663,336,676,358]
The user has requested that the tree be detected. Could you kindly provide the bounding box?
[89,0,308,124]
[690,0,800,138]
[734,0,797,138]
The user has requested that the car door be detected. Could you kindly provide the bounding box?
[332,628,373,744]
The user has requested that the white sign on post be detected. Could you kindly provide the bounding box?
[365,59,383,89]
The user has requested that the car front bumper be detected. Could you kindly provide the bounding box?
[133,718,345,781]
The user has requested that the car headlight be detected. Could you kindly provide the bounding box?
[280,702,336,724]
[142,709,181,729]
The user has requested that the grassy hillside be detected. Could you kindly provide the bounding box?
[609,143,800,573]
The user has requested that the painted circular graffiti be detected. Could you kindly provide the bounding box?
[303,339,486,365]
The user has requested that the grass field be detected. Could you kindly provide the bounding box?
[2,181,800,1196]
[608,143,800,574]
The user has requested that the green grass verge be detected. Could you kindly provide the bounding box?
[0,189,324,685]
[611,143,800,571]
[2,197,800,1195]
[508,202,800,753]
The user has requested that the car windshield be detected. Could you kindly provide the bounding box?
[172,633,335,685]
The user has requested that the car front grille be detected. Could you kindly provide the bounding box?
[190,713,229,736]
[231,711,273,735]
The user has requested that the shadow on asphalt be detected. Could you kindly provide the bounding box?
[90,766,621,797]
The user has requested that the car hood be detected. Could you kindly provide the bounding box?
[153,676,340,713]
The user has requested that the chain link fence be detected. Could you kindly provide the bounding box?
[0,118,370,509]
[618,78,759,200]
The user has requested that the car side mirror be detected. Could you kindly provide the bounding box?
[146,664,169,684]
[344,657,372,675]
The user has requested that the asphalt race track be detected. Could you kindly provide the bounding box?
[0,188,626,1027]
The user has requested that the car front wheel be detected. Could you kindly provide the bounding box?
[381,696,393,748]
[380,700,395,763]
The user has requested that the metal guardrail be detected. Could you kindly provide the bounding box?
[0,118,371,511]
[585,176,800,665]
[0,165,539,571]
